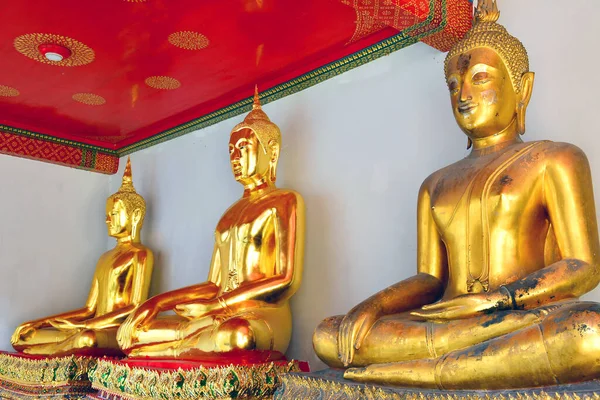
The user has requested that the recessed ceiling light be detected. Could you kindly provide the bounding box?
[38,43,72,62]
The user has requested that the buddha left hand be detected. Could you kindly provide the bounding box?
[174,298,223,319]
[48,319,86,331]
[411,291,510,321]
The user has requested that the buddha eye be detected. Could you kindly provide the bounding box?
[472,72,490,84]
[447,79,459,94]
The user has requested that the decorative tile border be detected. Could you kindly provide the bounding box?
[275,370,600,400]
[0,129,119,174]
[0,352,97,399]
[88,358,308,400]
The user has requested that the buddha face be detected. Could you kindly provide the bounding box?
[446,48,519,139]
[105,198,131,238]
[229,128,271,184]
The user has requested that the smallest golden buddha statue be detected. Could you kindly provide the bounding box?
[11,158,154,356]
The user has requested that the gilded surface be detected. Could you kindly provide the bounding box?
[14,33,95,67]
[116,87,305,358]
[72,93,106,106]
[144,76,181,90]
[0,85,20,97]
[313,0,600,390]
[11,159,154,356]
[168,31,210,50]
[88,359,303,400]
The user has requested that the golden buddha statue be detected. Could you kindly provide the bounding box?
[116,88,305,358]
[11,158,154,356]
[313,0,600,390]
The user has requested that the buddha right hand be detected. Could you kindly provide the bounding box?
[338,302,382,367]
[117,305,156,349]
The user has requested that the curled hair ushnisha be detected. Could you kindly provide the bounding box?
[444,0,529,93]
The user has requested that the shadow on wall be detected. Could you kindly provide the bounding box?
[277,100,338,365]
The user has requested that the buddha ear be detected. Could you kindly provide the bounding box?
[132,208,142,223]
[517,72,535,135]
[130,208,142,239]
[268,139,279,163]
[267,139,279,182]
[131,208,142,228]
[519,72,535,108]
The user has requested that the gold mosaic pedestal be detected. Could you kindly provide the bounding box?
[87,357,309,400]
[0,352,97,399]
[274,369,600,400]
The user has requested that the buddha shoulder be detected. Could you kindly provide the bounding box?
[101,243,153,261]
[537,141,590,169]
[266,188,304,209]
[419,141,590,197]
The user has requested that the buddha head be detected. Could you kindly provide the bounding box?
[106,157,146,241]
[229,87,281,188]
[445,0,534,144]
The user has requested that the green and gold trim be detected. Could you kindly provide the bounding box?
[0,126,119,174]
[88,359,305,400]
[275,371,600,400]
[0,353,96,399]
[0,125,117,155]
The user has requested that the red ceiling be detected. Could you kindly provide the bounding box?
[0,0,470,155]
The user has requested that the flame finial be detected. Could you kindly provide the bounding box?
[119,157,136,193]
[475,0,500,24]
[253,85,261,110]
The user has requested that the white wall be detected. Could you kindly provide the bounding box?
[0,156,108,350]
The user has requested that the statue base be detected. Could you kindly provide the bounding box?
[275,369,600,399]
[87,351,310,400]
[0,351,98,399]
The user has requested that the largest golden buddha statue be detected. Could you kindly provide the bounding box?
[314,0,600,390]
[11,159,154,356]
[116,88,305,358]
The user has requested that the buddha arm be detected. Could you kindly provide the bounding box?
[336,181,445,366]
[138,247,220,323]
[21,275,98,331]
[503,144,600,309]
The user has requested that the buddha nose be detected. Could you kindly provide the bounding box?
[459,82,474,103]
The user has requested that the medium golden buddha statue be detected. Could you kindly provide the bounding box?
[116,89,305,358]
[11,158,154,356]
[313,0,600,390]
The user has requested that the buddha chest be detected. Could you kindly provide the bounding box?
[215,199,279,293]
[429,142,549,294]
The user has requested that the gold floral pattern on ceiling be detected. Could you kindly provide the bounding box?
[145,76,181,90]
[14,33,95,67]
[0,85,19,97]
[72,93,106,106]
[168,31,210,50]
